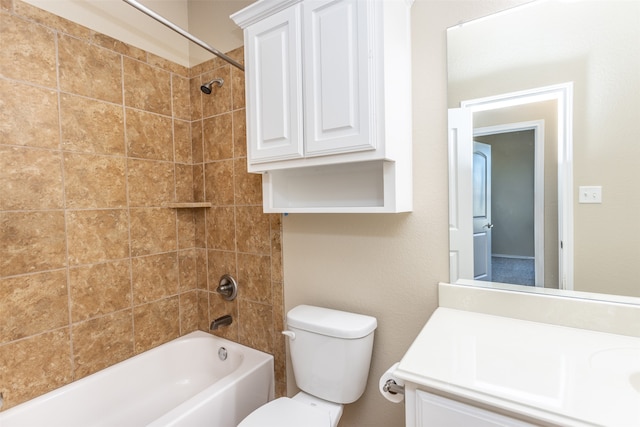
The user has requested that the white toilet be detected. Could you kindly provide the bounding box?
[238,305,377,427]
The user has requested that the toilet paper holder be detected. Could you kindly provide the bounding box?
[382,379,405,395]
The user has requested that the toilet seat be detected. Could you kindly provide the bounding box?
[238,397,330,427]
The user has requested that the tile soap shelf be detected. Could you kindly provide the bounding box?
[164,202,212,209]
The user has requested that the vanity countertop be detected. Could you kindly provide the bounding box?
[395,308,640,426]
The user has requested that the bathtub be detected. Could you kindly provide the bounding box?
[0,331,274,427]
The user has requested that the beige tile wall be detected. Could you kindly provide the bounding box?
[190,50,287,399]
[0,0,285,411]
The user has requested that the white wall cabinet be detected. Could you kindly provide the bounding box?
[409,390,536,427]
[243,4,304,163]
[232,0,413,213]
[302,0,376,158]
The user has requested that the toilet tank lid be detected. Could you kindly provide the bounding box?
[287,305,377,339]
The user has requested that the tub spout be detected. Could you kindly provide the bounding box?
[210,315,233,330]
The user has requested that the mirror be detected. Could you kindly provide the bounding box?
[447,0,640,301]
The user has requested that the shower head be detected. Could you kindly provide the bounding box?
[201,78,224,94]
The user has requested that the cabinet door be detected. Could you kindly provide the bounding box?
[303,0,376,157]
[416,391,535,427]
[245,5,304,163]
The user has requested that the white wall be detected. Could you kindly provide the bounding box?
[282,1,529,426]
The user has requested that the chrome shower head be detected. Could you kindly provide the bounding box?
[201,78,224,94]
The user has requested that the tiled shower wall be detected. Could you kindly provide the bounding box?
[0,0,285,410]
[189,36,287,402]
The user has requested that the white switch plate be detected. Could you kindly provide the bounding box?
[579,186,602,203]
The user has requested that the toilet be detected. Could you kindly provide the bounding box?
[238,305,377,427]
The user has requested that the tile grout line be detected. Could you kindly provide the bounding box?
[54,25,76,381]
[230,68,242,341]
[121,51,137,356]
[169,70,182,336]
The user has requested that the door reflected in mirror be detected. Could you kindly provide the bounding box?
[474,129,536,286]
[447,0,640,301]
[449,84,569,290]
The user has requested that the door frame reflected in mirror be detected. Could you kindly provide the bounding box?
[474,120,545,287]
[449,82,574,290]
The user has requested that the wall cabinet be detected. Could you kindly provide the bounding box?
[242,3,303,164]
[232,0,413,213]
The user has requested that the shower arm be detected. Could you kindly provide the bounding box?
[121,0,244,72]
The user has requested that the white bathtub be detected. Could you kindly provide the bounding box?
[0,331,274,427]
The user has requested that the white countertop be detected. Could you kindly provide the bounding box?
[395,308,640,427]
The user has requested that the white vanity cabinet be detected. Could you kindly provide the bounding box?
[231,0,412,213]
[408,389,535,427]
[396,307,640,427]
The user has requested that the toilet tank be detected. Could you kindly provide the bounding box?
[285,305,377,404]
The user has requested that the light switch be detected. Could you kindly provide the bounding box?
[579,186,602,203]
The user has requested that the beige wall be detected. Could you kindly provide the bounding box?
[188,0,252,66]
[282,1,529,426]
[0,0,284,411]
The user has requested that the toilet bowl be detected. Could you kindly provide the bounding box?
[237,305,377,427]
[238,392,343,427]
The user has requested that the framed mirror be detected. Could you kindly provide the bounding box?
[447,0,640,302]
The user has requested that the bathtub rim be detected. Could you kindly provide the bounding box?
[0,330,275,423]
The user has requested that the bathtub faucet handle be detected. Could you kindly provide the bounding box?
[216,274,238,301]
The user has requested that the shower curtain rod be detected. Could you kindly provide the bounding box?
[121,0,244,71]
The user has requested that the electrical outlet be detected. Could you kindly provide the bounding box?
[578,186,602,203]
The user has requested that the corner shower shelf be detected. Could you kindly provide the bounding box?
[163,202,212,209]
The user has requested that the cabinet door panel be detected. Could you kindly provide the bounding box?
[303,0,375,157]
[246,5,304,163]
[416,391,535,427]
